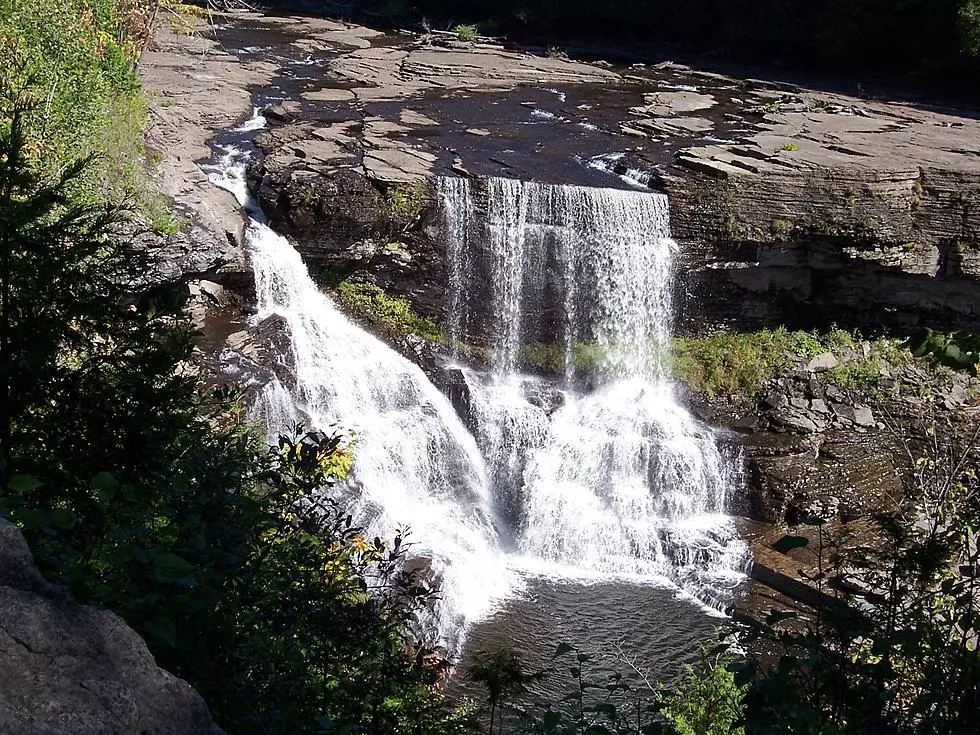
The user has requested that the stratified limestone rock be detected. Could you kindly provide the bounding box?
[0,519,222,735]
[745,433,903,524]
[663,96,980,334]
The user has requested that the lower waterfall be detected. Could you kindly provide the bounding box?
[439,177,746,607]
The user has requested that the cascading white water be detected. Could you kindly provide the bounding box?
[248,377,298,440]
[439,176,746,606]
[204,106,745,660]
[206,146,516,651]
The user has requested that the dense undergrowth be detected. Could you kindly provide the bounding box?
[1,0,178,229]
[0,93,472,735]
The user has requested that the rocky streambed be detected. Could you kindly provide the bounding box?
[138,9,980,640]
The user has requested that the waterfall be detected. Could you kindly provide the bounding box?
[439,177,746,606]
[206,146,517,651]
[203,114,746,658]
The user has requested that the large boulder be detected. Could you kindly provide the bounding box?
[0,519,222,735]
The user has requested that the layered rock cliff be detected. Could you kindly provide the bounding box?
[132,10,980,633]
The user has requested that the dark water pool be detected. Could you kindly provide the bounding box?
[450,574,724,710]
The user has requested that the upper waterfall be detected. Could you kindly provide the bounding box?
[442,176,676,382]
[439,176,746,606]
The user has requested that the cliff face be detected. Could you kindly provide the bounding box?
[0,520,222,735]
[659,95,980,334]
[670,168,980,334]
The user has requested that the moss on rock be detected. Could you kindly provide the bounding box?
[336,276,443,343]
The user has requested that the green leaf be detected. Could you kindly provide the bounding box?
[772,535,810,554]
[905,329,932,357]
[766,610,798,626]
[50,507,75,529]
[7,474,41,492]
[943,343,967,366]
[148,550,196,574]
[709,642,732,656]
[727,660,755,688]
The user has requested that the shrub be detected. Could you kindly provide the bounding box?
[1,0,175,222]
[660,644,746,735]
[452,23,479,41]
[466,639,746,735]
[905,327,979,371]
[385,178,429,221]
[0,0,140,170]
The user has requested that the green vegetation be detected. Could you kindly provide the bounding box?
[338,275,444,342]
[0,0,140,169]
[778,143,800,152]
[385,178,429,221]
[1,0,179,228]
[452,23,479,42]
[4,3,977,734]
[481,327,909,396]
[522,340,607,373]
[906,327,980,371]
[660,645,745,735]
[466,640,745,735]
[736,427,980,734]
[769,217,793,236]
[0,94,470,734]
[671,327,904,399]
